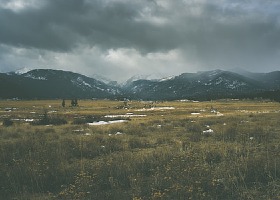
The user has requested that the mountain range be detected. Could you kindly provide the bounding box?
[0,69,279,101]
[1,69,120,99]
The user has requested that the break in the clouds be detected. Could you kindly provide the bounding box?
[0,0,280,81]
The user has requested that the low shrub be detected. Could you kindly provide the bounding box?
[2,118,14,127]
[32,112,67,126]
[72,118,92,125]
[187,123,202,133]
[205,150,223,165]
[33,117,67,126]
[128,137,150,149]
[224,125,238,141]
[188,132,202,142]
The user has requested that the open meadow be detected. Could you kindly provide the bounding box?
[0,99,280,199]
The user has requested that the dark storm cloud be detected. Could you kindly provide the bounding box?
[0,0,279,77]
[1,0,279,53]
[0,0,94,51]
[0,0,154,51]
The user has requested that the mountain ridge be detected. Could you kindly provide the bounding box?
[1,68,279,101]
[1,69,121,99]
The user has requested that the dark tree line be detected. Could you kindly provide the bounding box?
[71,99,78,107]
[62,99,78,107]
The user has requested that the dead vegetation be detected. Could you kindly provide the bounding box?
[0,99,280,199]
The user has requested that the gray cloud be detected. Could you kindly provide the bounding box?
[0,0,280,80]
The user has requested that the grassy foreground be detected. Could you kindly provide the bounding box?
[0,99,280,199]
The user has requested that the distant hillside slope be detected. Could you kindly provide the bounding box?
[239,71,280,89]
[123,70,272,100]
[0,69,121,99]
[1,69,279,101]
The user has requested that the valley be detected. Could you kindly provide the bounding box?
[0,99,280,199]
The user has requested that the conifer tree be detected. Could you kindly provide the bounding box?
[71,99,75,107]
[62,99,65,107]
[74,99,78,107]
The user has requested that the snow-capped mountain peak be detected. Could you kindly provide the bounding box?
[14,67,32,75]
[159,76,175,82]
[91,74,118,85]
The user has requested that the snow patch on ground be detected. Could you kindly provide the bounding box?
[73,129,84,132]
[216,112,224,116]
[115,132,124,135]
[105,114,147,118]
[202,129,214,135]
[11,118,34,122]
[136,107,175,111]
[88,120,127,126]
[24,119,34,122]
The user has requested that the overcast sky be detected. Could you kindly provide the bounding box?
[0,0,279,82]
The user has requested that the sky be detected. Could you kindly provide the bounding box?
[0,0,280,82]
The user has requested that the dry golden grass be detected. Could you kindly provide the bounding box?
[0,99,280,199]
